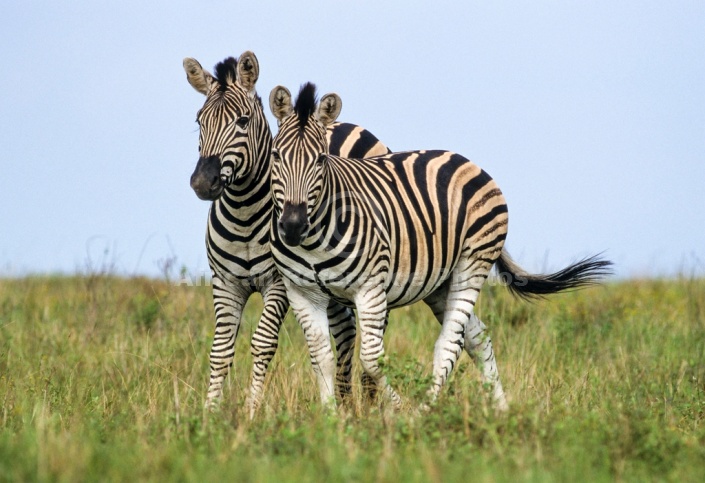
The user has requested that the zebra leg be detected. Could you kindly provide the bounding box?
[424,284,508,411]
[465,313,508,411]
[327,301,356,400]
[360,310,389,402]
[246,280,288,418]
[285,282,337,409]
[356,286,401,409]
[205,276,250,410]
[426,259,489,405]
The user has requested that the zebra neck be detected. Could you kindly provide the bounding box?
[215,130,274,225]
[245,132,273,189]
[223,125,273,199]
[310,159,353,222]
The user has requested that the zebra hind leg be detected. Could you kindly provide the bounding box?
[247,282,289,418]
[205,278,249,411]
[426,258,494,407]
[424,282,508,411]
[464,313,508,411]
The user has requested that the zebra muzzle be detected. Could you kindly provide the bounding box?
[190,155,223,200]
[278,202,310,247]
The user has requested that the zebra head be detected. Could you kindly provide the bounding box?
[269,83,342,247]
[183,51,265,200]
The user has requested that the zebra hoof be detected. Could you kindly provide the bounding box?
[204,398,222,413]
[245,398,260,420]
[493,397,510,413]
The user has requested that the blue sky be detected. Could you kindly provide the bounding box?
[1,1,703,279]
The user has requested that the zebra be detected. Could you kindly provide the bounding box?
[268,82,612,411]
[183,52,390,416]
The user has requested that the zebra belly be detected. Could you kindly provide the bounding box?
[384,267,453,308]
[278,249,452,310]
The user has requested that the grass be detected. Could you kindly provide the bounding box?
[0,275,704,481]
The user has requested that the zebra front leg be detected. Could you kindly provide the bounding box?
[328,301,356,401]
[359,310,389,402]
[329,303,389,403]
[356,286,401,409]
[246,281,288,418]
[205,277,249,410]
[285,282,337,409]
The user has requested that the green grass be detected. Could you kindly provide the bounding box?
[1,275,704,481]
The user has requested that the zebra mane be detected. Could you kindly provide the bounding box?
[294,82,318,129]
[214,57,238,91]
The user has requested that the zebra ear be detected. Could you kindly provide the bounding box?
[236,51,259,98]
[270,86,293,122]
[316,93,342,126]
[183,58,215,95]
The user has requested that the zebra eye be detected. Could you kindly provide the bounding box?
[236,116,249,128]
[271,149,281,161]
[316,154,327,165]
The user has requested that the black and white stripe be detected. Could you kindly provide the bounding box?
[269,83,612,410]
[184,54,390,416]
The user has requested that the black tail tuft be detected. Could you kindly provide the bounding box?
[495,251,613,300]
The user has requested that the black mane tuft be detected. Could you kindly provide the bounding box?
[294,82,318,129]
[214,57,238,91]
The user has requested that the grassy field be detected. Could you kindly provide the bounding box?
[0,274,704,482]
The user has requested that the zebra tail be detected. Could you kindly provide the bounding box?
[495,250,613,300]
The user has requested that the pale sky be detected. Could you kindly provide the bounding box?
[1,1,704,279]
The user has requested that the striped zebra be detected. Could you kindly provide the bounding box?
[268,83,612,410]
[183,52,390,416]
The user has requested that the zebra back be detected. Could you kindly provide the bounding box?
[327,122,391,159]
